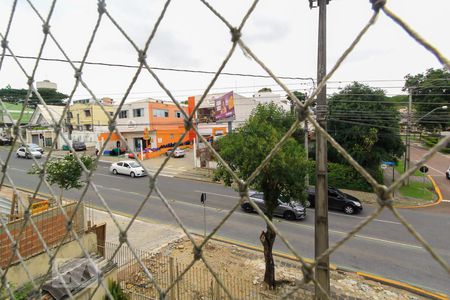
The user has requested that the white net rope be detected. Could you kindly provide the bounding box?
[0,0,448,299]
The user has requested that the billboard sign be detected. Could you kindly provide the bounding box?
[214,91,235,122]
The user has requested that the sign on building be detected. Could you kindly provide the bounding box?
[214,91,235,122]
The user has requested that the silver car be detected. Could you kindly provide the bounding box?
[241,192,306,220]
[109,160,146,178]
[16,146,42,159]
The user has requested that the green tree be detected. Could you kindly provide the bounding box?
[29,154,94,202]
[0,86,68,107]
[213,103,308,289]
[327,82,404,177]
[257,87,272,93]
[404,68,450,132]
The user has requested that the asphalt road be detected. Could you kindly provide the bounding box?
[1,148,449,295]
[411,144,450,214]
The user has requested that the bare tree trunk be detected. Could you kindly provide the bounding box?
[260,222,276,289]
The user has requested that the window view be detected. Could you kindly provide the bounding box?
[153,109,169,118]
[133,108,144,117]
[175,111,182,118]
[119,110,128,119]
[84,109,91,117]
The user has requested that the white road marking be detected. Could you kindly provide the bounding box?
[412,160,444,175]
[327,211,401,225]
[442,200,450,203]
[195,190,238,199]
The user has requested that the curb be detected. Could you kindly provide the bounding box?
[192,232,448,300]
[395,175,443,209]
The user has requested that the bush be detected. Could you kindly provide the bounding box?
[307,161,380,192]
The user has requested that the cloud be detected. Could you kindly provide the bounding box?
[245,18,290,44]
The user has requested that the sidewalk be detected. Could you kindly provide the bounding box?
[88,207,184,253]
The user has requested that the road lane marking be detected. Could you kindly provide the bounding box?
[412,160,444,175]
[442,200,450,203]
[195,190,401,225]
[194,190,238,199]
[327,211,401,225]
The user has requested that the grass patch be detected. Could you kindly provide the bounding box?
[399,181,434,201]
[394,160,425,177]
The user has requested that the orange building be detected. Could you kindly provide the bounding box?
[106,99,189,153]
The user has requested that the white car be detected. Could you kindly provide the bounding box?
[446,166,450,179]
[165,148,185,158]
[16,146,42,159]
[109,160,145,178]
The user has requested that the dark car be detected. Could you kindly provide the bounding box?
[0,137,12,146]
[307,186,363,215]
[241,191,306,220]
[72,141,87,151]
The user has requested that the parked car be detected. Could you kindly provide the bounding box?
[165,148,185,158]
[16,146,42,159]
[0,137,12,146]
[446,166,450,179]
[23,143,44,154]
[241,191,306,220]
[109,160,146,178]
[72,141,87,151]
[307,186,363,215]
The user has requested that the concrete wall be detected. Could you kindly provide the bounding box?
[6,232,97,287]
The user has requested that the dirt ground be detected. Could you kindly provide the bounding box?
[123,236,430,300]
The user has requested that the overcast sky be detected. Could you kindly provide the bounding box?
[0,0,449,103]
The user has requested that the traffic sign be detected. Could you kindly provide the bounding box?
[419,166,429,174]
[381,161,396,166]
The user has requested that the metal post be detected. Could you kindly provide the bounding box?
[305,120,309,187]
[315,0,330,298]
[203,202,206,238]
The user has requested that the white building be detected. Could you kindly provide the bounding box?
[26,105,66,148]
[36,80,57,90]
[190,90,291,138]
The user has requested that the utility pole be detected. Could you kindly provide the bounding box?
[404,88,412,185]
[312,0,330,298]
[305,119,309,187]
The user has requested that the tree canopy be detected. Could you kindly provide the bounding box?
[327,82,404,175]
[213,103,308,288]
[29,154,94,202]
[0,85,68,107]
[404,68,450,132]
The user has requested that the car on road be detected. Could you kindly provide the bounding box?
[72,141,87,151]
[307,186,363,215]
[22,143,44,154]
[109,160,146,178]
[446,166,450,179]
[241,191,306,220]
[0,137,12,146]
[165,148,185,158]
[16,146,42,159]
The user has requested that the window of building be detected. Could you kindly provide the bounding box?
[153,109,169,118]
[84,109,91,117]
[67,112,73,119]
[109,112,114,116]
[170,134,174,139]
[84,124,92,131]
[119,110,128,119]
[175,111,182,118]
[133,108,144,118]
